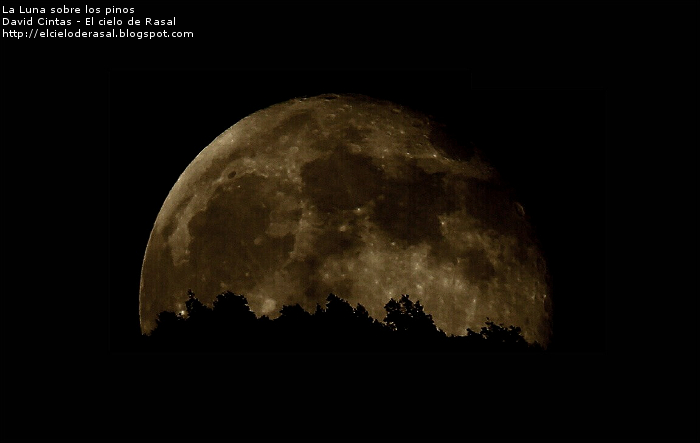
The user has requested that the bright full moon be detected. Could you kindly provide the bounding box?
[140,93,552,346]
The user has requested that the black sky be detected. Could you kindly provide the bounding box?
[1,1,696,441]
[109,68,605,352]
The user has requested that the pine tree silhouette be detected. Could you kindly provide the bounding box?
[141,289,541,353]
[383,294,444,351]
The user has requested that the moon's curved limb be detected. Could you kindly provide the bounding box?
[140,94,552,346]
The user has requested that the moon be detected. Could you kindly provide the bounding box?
[140,93,552,346]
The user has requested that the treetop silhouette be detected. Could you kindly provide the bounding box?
[141,290,543,353]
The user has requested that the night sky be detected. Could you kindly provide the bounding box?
[110,69,605,352]
[2,1,695,441]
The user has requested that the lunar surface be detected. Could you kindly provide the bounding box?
[140,93,552,345]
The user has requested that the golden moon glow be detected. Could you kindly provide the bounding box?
[140,93,552,346]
